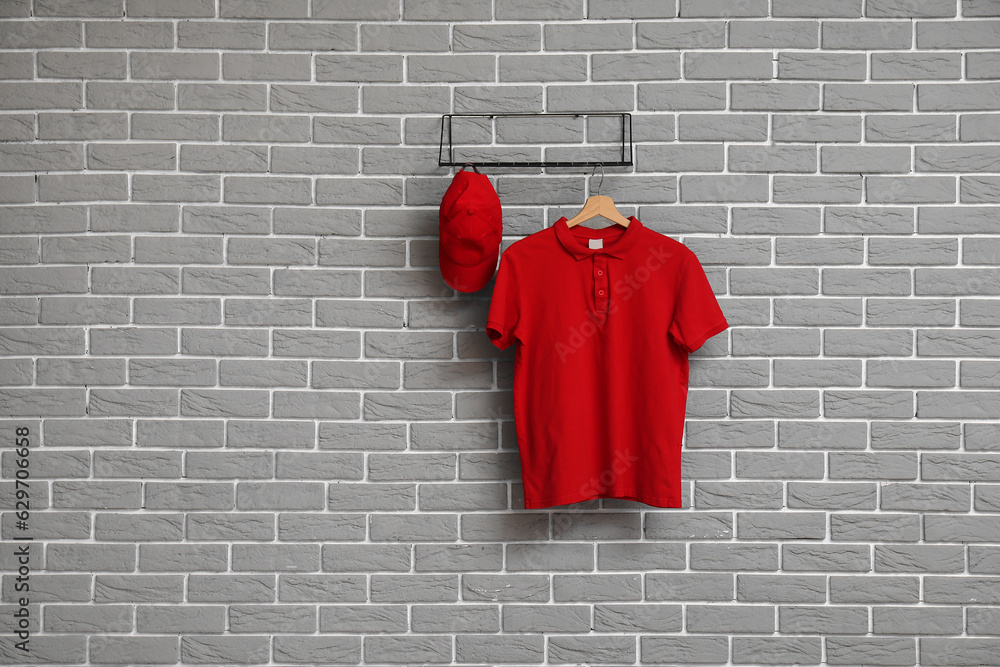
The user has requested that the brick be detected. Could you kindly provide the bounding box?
[38,51,126,79]
[128,0,216,17]
[739,512,827,539]
[868,359,954,388]
[640,22,722,50]
[823,20,911,49]
[919,82,1000,111]
[312,0,398,18]
[456,634,545,663]
[826,206,913,234]
[39,174,128,202]
[0,115,33,141]
[180,145,268,172]
[641,636,729,664]
[0,20,81,48]
[731,82,820,110]
[824,389,913,418]
[736,574,826,613]
[779,604,867,634]
[679,113,767,141]
[867,298,955,327]
[778,51,866,80]
[131,52,218,80]
[0,143,83,171]
[919,328,1000,356]
[87,21,173,48]
[825,83,913,111]
[220,0,307,18]
[922,638,1000,666]
[178,20,266,49]
[963,175,1000,203]
[681,0,767,15]
[179,83,267,112]
[824,328,912,356]
[453,85,541,113]
[822,145,910,173]
[591,0,676,18]
[832,512,921,542]
[223,53,311,81]
[224,176,311,205]
[635,145,720,175]
[88,143,176,170]
[826,637,916,665]
[774,174,862,202]
[731,145,817,173]
[501,604,589,632]
[926,575,1000,604]
[132,113,218,141]
[688,604,775,632]
[873,52,961,80]
[822,268,911,295]
[362,24,449,52]
[550,573,639,601]
[730,20,818,47]
[90,637,179,665]
[639,82,726,110]
[454,23,540,51]
[869,422,959,451]
[735,636,824,665]
[732,330,818,359]
[41,235,130,264]
[133,175,220,203]
[362,635,451,663]
[0,0,29,16]
[867,114,956,142]
[269,21,356,50]
[316,55,402,83]
[544,22,632,50]
[776,237,862,266]
[681,175,769,202]
[687,51,773,79]
[963,360,1000,388]
[918,145,1000,172]
[409,54,495,82]
[961,112,1000,142]
[320,604,406,632]
[872,606,960,635]
[593,52,679,81]
[548,635,635,664]
[0,82,82,110]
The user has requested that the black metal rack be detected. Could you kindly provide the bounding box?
[437,112,633,168]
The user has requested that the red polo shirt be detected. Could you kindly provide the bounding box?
[487,216,728,509]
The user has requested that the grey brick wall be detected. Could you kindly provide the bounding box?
[1,0,1000,665]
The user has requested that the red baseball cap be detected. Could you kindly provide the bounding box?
[439,164,502,293]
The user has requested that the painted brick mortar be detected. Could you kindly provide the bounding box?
[1,0,999,665]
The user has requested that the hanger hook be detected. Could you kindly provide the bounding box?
[594,162,604,197]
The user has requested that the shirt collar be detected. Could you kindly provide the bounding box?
[554,215,643,261]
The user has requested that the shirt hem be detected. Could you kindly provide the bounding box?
[523,490,681,509]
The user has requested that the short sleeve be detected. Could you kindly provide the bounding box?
[668,250,729,353]
[486,251,520,350]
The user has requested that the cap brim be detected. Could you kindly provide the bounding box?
[439,244,499,293]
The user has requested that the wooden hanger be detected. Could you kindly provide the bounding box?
[564,164,630,228]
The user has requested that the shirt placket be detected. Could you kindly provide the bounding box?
[594,252,609,315]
